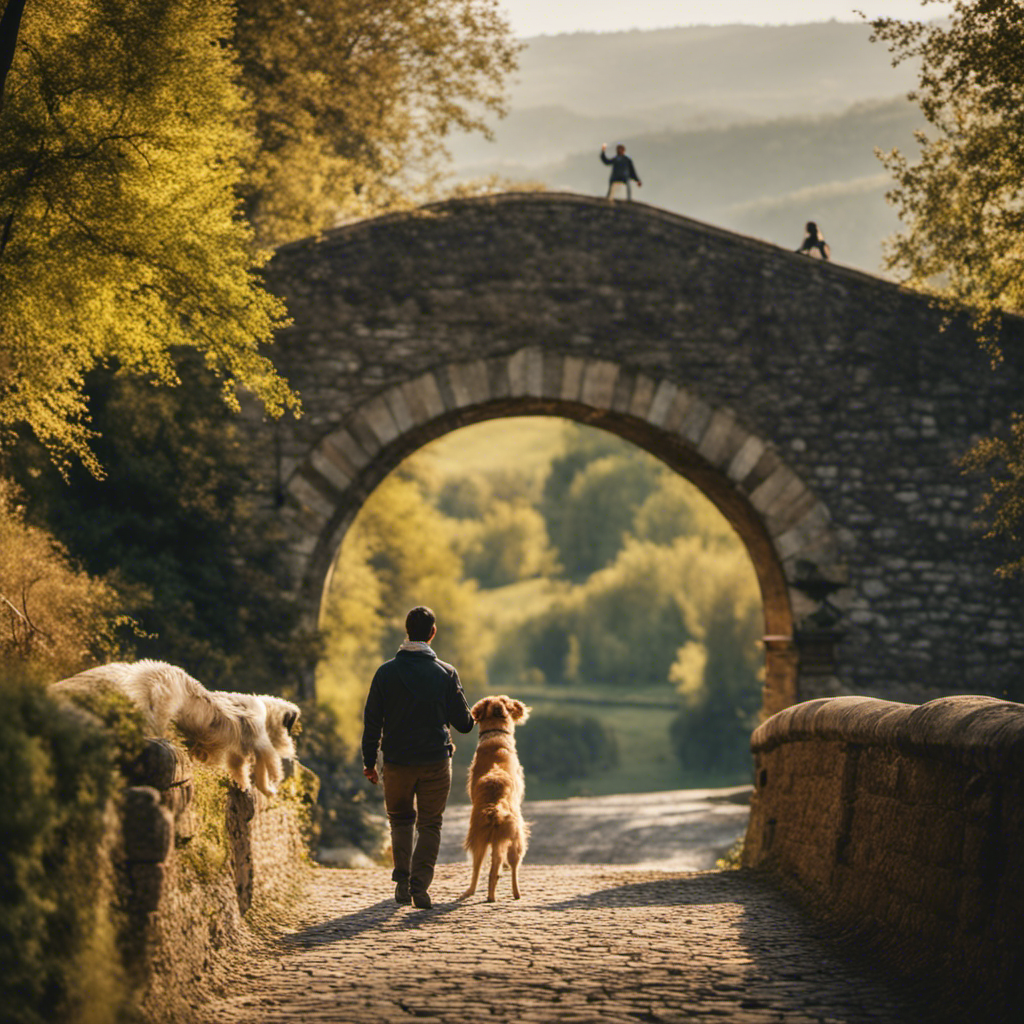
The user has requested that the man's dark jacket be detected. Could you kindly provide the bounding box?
[601,150,639,183]
[361,648,474,770]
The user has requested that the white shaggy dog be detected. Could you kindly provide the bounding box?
[51,660,301,797]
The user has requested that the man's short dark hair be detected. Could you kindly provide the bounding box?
[406,605,436,641]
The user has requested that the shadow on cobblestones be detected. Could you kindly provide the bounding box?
[278,898,404,946]
[196,866,944,1024]
[544,871,754,912]
[390,902,466,929]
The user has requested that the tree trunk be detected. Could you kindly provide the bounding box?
[0,0,28,113]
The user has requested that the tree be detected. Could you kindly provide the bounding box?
[546,454,662,579]
[566,539,693,688]
[870,1,1024,330]
[0,0,297,471]
[668,547,763,776]
[456,500,559,587]
[8,359,313,695]
[232,0,520,243]
[870,1,1024,575]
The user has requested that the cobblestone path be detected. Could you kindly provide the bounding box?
[197,864,923,1024]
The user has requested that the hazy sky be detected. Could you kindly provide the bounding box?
[500,1,955,37]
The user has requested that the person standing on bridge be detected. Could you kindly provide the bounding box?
[362,605,475,909]
[601,142,642,201]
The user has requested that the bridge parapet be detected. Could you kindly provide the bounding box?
[119,740,316,1020]
[744,694,1024,1021]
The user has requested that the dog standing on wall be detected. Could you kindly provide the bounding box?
[459,695,531,902]
[51,660,300,797]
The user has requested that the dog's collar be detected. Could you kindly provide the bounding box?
[478,728,510,738]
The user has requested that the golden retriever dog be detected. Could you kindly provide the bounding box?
[459,695,531,902]
[52,660,300,797]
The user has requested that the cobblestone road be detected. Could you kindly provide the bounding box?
[197,863,927,1024]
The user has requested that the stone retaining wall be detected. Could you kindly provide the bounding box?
[743,695,1024,1021]
[121,739,317,1022]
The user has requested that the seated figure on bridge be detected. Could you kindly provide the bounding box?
[796,221,830,260]
[601,143,642,201]
[362,606,475,909]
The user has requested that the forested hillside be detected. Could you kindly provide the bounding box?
[447,21,932,272]
[317,420,764,799]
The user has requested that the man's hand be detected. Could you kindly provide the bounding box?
[363,766,379,785]
[601,142,607,150]
[637,180,642,187]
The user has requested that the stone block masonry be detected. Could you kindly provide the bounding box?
[744,694,1024,1022]
[246,192,1024,708]
[118,739,318,1022]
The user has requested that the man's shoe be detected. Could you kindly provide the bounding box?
[412,891,432,909]
[395,881,411,905]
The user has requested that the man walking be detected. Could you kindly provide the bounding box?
[601,142,642,200]
[362,605,475,908]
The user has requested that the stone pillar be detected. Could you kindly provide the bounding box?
[122,786,175,917]
[761,635,799,718]
[227,787,257,914]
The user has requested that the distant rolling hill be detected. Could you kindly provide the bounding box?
[445,22,932,273]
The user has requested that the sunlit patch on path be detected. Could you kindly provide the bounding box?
[198,863,921,1024]
[439,787,753,871]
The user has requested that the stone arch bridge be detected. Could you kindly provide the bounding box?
[245,192,1024,709]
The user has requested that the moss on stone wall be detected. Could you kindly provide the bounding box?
[0,673,136,1024]
[177,764,231,886]
[4,669,318,1023]
[59,679,146,771]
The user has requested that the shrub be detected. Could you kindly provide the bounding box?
[0,477,127,680]
[515,713,618,782]
[296,702,385,856]
[0,671,137,1024]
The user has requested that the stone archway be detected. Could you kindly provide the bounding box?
[277,348,843,714]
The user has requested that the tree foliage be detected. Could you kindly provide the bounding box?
[456,500,559,587]
[960,416,1024,579]
[870,0,1024,331]
[8,360,312,694]
[515,713,618,782]
[0,0,296,470]
[232,0,520,242]
[543,433,663,579]
[870,1,1024,576]
[669,546,763,774]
